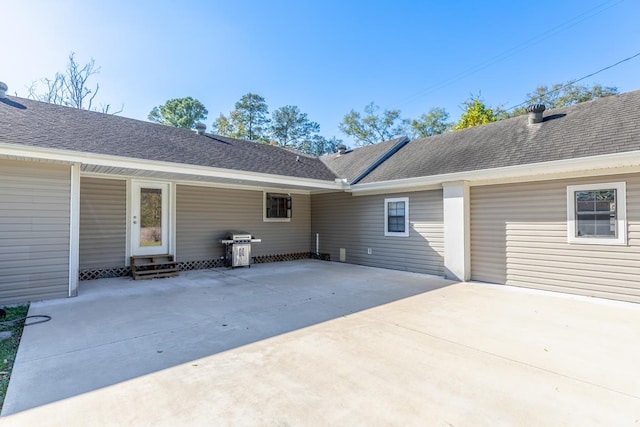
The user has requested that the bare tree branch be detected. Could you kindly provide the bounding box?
[99,103,124,115]
[28,52,122,114]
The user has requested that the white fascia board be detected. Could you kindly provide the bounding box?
[0,143,344,191]
[348,151,640,195]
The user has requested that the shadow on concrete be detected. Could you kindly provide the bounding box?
[2,260,453,416]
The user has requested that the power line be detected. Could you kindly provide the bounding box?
[396,0,624,108]
[505,51,640,111]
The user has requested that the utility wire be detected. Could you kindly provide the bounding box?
[505,51,640,111]
[397,0,624,107]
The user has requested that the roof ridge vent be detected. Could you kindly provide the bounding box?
[195,122,206,135]
[526,103,546,124]
[0,82,7,98]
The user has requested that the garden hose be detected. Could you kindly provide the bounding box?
[0,315,52,327]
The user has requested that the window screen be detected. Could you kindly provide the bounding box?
[387,201,406,233]
[266,193,291,219]
[575,189,616,238]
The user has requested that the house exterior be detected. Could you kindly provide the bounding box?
[314,93,640,304]
[2,87,640,304]
[0,94,347,304]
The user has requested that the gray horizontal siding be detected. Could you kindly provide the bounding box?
[311,190,444,275]
[176,185,311,261]
[471,174,640,304]
[79,177,127,270]
[0,159,70,304]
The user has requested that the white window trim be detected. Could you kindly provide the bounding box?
[566,181,627,245]
[263,192,291,222]
[384,197,409,237]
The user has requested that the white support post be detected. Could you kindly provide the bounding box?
[68,163,81,297]
[442,181,470,281]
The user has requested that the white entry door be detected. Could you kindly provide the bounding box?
[131,181,170,256]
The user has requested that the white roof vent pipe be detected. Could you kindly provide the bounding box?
[526,104,546,124]
[195,122,206,135]
[0,82,7,98]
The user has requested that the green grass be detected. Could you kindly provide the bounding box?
[0,305,29,412]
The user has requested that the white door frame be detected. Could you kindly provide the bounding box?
[130,180,172,256]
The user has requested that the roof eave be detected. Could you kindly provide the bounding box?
[348,150,640,195]
[0,143,345,191]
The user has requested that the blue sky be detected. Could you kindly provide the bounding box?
[2,0,639,146]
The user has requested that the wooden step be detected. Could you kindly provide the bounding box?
[131,254,179,280]
[133,271,179,280]
[131,254,175,263]
[133,261,177,268]
[136,268,177,276]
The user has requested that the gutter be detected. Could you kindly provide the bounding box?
[350,136,410,185]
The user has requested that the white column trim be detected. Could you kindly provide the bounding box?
[68,163,81,297]
[442,181,471,281]
[125,179,132,266]
[170,182,177,258]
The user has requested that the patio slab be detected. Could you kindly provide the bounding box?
[2,259,640,425]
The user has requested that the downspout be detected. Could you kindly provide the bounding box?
[350,136,410,185]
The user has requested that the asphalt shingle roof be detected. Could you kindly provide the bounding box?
[360,90,640,184]
[0,96,338,181]
[320,136,408,182]
[3,90,640,186]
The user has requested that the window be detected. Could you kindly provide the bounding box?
[566,182,626,245]
[384,197,409,237]
[264,193,291,222]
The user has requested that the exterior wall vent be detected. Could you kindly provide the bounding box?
[526,104,546,124]
[195,122,206,135]
[0,82,7,98]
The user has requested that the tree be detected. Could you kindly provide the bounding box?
[270,105,320,149]
[453,96,500,130]
[27,52,122,113]
[234,93,270,141]
[214,93,270,142]
[213,113,236,136]
[212,95,340,152]
[298,135,343,156]
[511,82,618,116]
[410,107,453,138]
[339,102,408,146]
[148,97,208,129]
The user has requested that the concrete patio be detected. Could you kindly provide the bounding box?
[2,259,639,426]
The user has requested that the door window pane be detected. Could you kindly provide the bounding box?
[140,188,162,246]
